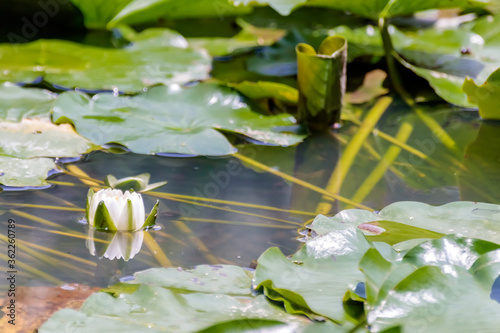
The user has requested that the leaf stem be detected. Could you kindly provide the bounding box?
[378,17,414,107]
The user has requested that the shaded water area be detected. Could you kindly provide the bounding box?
[1,105,495,293]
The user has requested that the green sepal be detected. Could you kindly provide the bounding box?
[94,200,117,231]
[127,199,134,231]
[143,200,159,229]
[86,188,94,221]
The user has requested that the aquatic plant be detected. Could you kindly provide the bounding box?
[86,188,159,231]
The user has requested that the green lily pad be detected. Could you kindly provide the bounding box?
[310,201,500,244]
[231,0,486,18]
[52,84,305,156]
[364,251,500,332]
[0,38,211,92]
[346,70,389,104]
[463,67,500,120]
[187,19,286,56]
[0,84,91,187]
[0,156,56,187]
[392,14,500,107]
[403,234,500,269]
[126,265,253,295]
[0,84,55,122]
[0,119,92,158]
[108,0,252,28]
[254,223,396,322]
[40,264,317,332]
[229,80,298,105]
[40,286,309,332]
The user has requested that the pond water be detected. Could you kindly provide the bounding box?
[1,104,495,294]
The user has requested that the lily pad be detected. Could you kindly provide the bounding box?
[463,67,500,120]
[0,157,56,187]
[231,0,486,18]
[127,265,254,295]
[40,286,310,332]
[364,247,500,332]
[187,19,286,56]
[0,84,56,122]
[254,222,396,322]
[310,201,500,245]
[52,84,305,156]
[0,38,211,92]
[0,119,92,158]
[108,0,252,28]
[40,264,318,332]
[229,80,298,105]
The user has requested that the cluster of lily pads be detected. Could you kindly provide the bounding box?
[3,0,500,189]
[40,201,500,332]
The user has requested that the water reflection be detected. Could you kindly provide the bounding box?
[2,108,499,291]
[460,122,500,204]
[86,229,144,261]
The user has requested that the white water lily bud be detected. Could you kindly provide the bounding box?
[86,188,159,231]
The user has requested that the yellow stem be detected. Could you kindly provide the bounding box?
[20,239,96,267]
[14,224,108,243]
[350,121,414,205]
[234,153,372,211]
[180,217,296,229]
[5,203,84,212]
[156,193,303,226]
[34,190,79,207]
[65,165,103,190]
[414,108,460,156]
[143,232,172,267]
[315,97,393,214]
[148,191,316,217]
[0,253,64,285]
[173,220,220,265]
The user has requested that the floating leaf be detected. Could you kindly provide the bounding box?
[0,38,210,92]
[346,70,389,104]
[463,67,500,120]
[359,220,445,245]
[231,0,487,19]
[254,223,396,322]
[0,119,92,158]
[108,0,252,27]
[229,80,298,105]
[188,19,286,56]
[365,251,500,332]
[0,84,55,122]
[40,264,315,332]
[52,84,305,156]
[0,157,56,187]
[127,265,253,295]
[310,201,500,244]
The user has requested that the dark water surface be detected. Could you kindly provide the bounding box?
[2,106,497,291]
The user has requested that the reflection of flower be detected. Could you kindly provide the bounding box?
[86,188,159,231]
[86,229,144,261]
